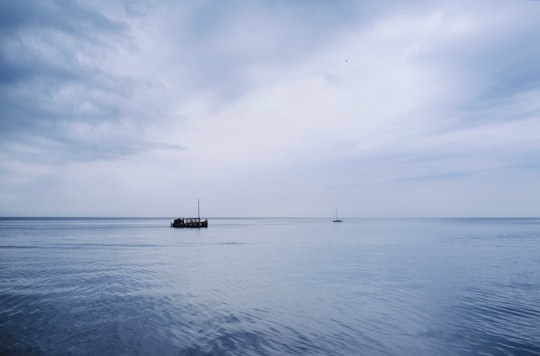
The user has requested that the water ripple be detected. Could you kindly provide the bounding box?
[2,218,540,355]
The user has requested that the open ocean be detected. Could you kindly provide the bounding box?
[1,217,539,355]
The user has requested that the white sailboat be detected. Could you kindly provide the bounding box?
[333,208,342,223]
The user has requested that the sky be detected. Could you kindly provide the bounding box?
[1,0,540,217]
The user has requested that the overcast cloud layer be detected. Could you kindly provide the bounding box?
[1,0,540,217]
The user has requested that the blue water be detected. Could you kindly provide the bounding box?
[1,217,539,355]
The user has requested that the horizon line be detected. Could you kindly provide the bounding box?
[1,216,539,220]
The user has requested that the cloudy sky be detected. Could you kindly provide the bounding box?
[1,0,540,217]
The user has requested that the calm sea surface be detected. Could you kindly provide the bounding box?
[1,217,539,355]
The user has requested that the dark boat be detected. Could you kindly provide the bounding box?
[171,199,208,228]
[170,217,208,228]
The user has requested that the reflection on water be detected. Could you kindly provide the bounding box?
[1,218,540,355]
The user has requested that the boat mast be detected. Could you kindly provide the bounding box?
[198,199,200,220]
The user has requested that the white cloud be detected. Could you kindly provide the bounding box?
[1,0,540,217]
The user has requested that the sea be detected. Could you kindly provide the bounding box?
[1,217,539,355]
